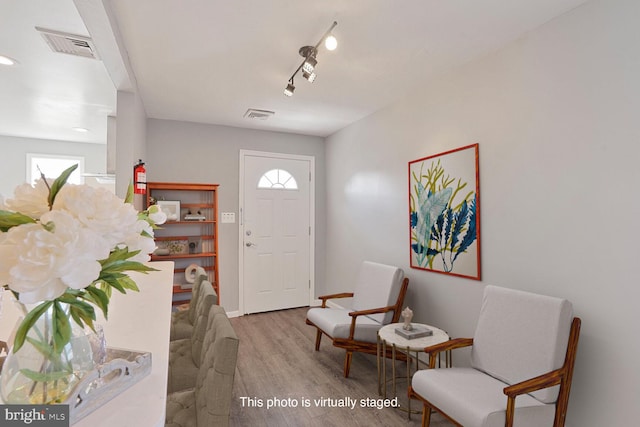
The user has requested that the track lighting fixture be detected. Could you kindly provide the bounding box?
[284,21,337,96]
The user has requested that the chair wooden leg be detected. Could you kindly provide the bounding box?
[422,404,431,427]
[314,330,322,351]
[343,351,353,377]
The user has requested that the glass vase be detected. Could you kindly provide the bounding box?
[0,302,96,404]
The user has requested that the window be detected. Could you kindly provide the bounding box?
[27,154,84,185]
[257,169,298,190]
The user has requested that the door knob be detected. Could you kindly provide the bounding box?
[246,242,256,247]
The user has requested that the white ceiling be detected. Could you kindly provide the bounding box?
[0,0,590,144]
[0,0,115,144]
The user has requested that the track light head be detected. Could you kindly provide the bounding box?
[299,46,318,74]
[302,69,316,83]
[302,55,317,73]
[284,81,295,96]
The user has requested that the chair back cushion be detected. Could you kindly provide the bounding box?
[190,281,217,365]
[188,268,209,325]
[352,261,404,324]
[471,285,573,404]
[196,313,239,426]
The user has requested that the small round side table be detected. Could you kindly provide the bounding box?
[377,323,450,418]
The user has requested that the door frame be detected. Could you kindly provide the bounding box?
[238,150,315,315]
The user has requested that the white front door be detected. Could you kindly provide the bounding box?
[240,151,313,314]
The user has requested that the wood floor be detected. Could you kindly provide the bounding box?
[229,307,453,426]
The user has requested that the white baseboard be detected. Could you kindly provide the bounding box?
[225,310,241,318]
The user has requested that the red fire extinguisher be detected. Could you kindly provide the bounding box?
[133,159,147,195]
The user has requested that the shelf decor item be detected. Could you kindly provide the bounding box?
[157,200,180,222]
[408,143,481,280]
[157,239,189,255]
[0,164,166,404]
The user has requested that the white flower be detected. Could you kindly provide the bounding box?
[122,219,157,262]
[4,179,50,219]
[0,211,109,304]
[55,184,141,248]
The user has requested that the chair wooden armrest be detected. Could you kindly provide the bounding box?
[318,292,354,307]
[348,305,395,318]
[423,338,474,368]
[346,305,396,339]
[503,368,563,398]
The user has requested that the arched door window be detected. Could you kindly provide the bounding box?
[257,169,298,190]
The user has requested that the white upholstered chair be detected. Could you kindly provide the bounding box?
[306,261,409,377]
[409,285,581,427]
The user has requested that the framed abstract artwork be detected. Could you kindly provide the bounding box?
[408,143,481,280]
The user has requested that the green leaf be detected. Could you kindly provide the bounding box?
[103,260,156,274]
[83,285,110,319]
[0,210,36,232]
[20,368,71,383]
[69,304,96,332]
[99,276,127,294]
[52,301,71,354]
[125,181,134,204]
[97,281,113,299]
[117,276,140,292]
[13,301,53,353]
[48,164,78,208]
[25,336,55,359]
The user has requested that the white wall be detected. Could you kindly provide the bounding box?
[115,90,147,209]
[325,0,639,425]
[146,119,326,314]
[0,134,106,198]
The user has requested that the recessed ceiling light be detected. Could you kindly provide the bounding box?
[72,127,89,133]
[0,55,18,66]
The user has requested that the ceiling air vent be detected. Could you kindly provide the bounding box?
[243,109,275,121]
[35,27,99,60]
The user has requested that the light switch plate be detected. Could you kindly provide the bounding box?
[221,212,235,223]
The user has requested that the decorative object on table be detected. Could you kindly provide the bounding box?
[401,306,414,331]
[0,164,166,405]
[408,143,481,280]
[66,348,152,424]
[395,324,433,340]
[157,200,180,221]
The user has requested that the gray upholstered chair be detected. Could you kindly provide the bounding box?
[170,267,211,341]
[167,281,224,393]
[409,285,581,427]
[165,310,239,427]
[306,261,409,377]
